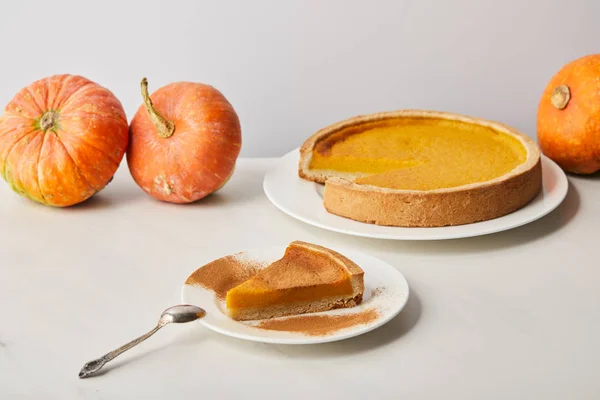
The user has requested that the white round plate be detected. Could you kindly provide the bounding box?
[181,245,409,344]
[263,149,569,241]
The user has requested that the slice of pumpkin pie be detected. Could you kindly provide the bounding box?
[225,241,364,321]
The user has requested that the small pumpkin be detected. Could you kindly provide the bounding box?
[0,74,129,206]
[127,78,241,203]
[537,54,600,174]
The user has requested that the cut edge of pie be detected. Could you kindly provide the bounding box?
[298,109,543,227]
[225,241,364,321]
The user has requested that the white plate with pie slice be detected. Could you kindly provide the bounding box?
[181,245,409,345]
[263,149,569,241]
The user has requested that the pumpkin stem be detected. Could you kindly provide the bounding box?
[551,85,571,110]
[39,110,59,132]
[140,78,175,138]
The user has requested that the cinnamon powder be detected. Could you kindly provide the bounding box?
[185,255,264,300]
[255,308,379,336]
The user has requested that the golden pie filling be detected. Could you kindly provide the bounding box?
[225,279,354,310]
[309,117,528,191]
[225,245,354,311]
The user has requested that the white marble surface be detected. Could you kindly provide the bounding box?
[0,158,598,399]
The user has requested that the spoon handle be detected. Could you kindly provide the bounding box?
[79,323,163,378]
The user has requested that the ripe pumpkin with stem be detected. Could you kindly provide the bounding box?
[0,74,129,206]
[537,54,600,174]
[127,78,242,203]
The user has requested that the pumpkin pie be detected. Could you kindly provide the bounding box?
[299,110,542,227]
[225,241,364,321]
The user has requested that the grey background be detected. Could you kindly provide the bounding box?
[0,0,597,157]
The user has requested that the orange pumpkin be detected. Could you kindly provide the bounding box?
[537,54,600,174]
[0,74,129,206]
[127,78,241,203]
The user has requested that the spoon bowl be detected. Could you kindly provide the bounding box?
[160,305,206,324]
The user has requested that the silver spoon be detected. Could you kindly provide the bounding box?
[78,304,205,378]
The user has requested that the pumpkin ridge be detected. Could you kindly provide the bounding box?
[24,86,47,117]
[0,124,20,145]
[61,107,127,124]
[13,131,44,203]
[2,129,36,184]
[49,75,74,110]
[35,131,49,203]
[1,127,36,179]
[52,131,96,193]
[1,112,28,122]
[58,131,121,169]
[58,82,98,112]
